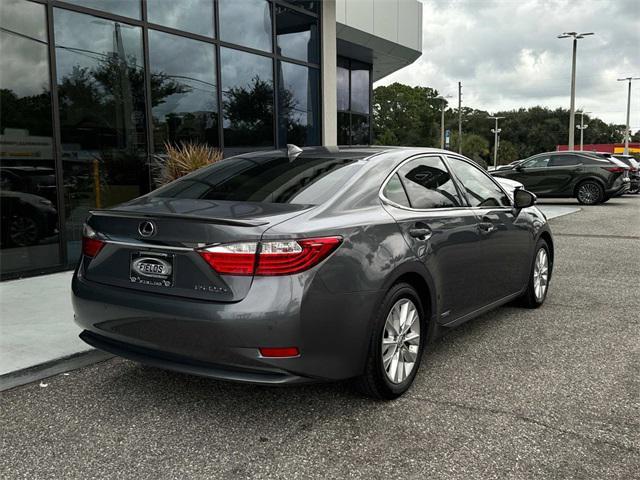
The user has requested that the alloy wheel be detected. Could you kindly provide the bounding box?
[9,216,39,247]
[533,248,549,301]
[577,183,600,204]
[381,298,420,384]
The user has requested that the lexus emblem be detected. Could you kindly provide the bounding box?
[138,220,156,238]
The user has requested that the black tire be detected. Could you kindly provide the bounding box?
[518,238,551,309]
[576,181,604,205]
[355,283,427,400]
[601,196,610,203]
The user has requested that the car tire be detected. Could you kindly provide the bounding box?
[575,181,604,205]
[518,239,551,309]
[355,283,427,400]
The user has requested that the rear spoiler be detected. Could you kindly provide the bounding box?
[89,209,269,227]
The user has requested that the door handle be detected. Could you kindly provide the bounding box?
[479,217,497,234]
[409,227,432,239]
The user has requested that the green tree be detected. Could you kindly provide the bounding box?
[373,83,441,146]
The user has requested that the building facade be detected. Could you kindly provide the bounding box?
[0,0,422,279]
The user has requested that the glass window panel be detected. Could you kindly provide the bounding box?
[147,0,214,37]
[0,0,61,274]
[219,0,272,52]
[278,62,319,147]
[350,62,370,114]
[54,9,147,262]
[149,30,218,152]
[151,153,362,205]
[0,0,47,41]
[63,0,141,19]
[220,47,273,147]
[337,112,350,145]
[383,174,410,208]
[351,114,370,145]
[276,6,319,63]
[336,64,349,111]
[398,157,462,209]
[447,157,510,207]
[284,1,318,14]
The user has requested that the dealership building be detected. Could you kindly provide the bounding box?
[0,0,422,280]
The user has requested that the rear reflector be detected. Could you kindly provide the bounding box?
[198,236,342,276]
[82,224,105,258]
[259,347,300,358]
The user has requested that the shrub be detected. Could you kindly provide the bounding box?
[153,142,223,186]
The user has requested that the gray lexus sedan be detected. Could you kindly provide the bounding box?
[72,147,553,399]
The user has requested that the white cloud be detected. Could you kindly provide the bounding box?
[376,0,640,129]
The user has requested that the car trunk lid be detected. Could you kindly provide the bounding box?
[81,197,310,302]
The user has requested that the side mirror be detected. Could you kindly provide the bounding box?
[515,164,524,171]
[514,188,536,209]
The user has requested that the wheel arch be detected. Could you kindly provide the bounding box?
[538,230,554,275]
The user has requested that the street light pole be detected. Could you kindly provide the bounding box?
[617,77,640,155]
[558,32,594,150]
[575,111,591,151]
[435,95,451,149]
[488,116,504,168]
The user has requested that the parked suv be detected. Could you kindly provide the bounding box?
[491,151,630,205]
[593,154,639,194]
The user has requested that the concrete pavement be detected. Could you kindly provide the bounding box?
[1,196,638,479]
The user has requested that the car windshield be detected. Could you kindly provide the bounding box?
[149,152,367,205]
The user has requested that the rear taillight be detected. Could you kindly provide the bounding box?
[602,166,625,173]
[82,224,105,258]
[198,236,342,276]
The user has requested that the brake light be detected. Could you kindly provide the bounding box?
[602,166,625,173]
[198,242,257,275]
[198,236,342,276]
[82,224,105,258]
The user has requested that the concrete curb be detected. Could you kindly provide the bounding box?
[0,350,113,392]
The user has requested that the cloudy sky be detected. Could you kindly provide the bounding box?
[375,0,640,129]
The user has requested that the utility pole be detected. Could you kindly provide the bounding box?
[488,116,505,168]
[458,82,462,154]
[558,32,594,150]
[435,95,451,149]
[617,77,640,155]
[575,110,591,151]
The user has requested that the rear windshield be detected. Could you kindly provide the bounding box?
[150,154,365,205]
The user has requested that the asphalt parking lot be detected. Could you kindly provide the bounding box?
[1,196,639,480]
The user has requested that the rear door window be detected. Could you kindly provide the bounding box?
[395,156,462,209]
[549,155,580,167]
[382,173,410,207]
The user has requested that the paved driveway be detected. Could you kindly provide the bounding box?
[1,196,639,479]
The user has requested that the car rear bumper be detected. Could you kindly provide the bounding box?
[606,180,630,197]
[72,271,380,384]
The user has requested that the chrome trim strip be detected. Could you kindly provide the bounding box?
[103,240,195,252]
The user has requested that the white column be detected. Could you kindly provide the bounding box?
[321,0,337,146]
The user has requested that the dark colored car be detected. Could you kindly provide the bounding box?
[492,151,630,205]
[72,147,553,399]
[0,191,59,248]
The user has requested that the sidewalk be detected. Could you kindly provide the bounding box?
[0,271,110,390]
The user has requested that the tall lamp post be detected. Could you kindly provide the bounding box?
[576,110,591,151]
[558,32,594,150]
[488,116,505,168]
[617,77,639,155]
[435,95,451,149]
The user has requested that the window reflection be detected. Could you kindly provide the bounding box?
[54,9,148,262]
[276,6,319,64]
[337,62,349,111]
[63,0,141,19]
[350,61,370,114]
[219,0,272,52]
[221,47,274,147]
[0,0,61,274]
[337,112,350,146]
[149,30,218,151]
[147,0,214,37]
[278,62,319,146]
[351,114,369,145]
